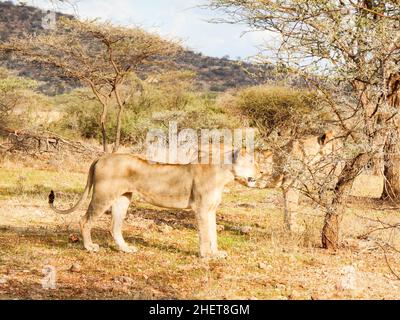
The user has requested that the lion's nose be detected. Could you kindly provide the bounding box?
[247,177,256,183]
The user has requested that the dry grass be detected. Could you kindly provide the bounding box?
[1,164,400,300]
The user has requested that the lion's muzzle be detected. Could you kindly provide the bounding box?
[246,177,257,188]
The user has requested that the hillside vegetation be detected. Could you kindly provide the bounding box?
[0,1,271,95]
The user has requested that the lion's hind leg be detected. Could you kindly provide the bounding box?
[80,199,110,253]
[111,193,137,254]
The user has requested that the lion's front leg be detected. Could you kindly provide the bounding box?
[282,186,302,233]
[195,204,227,260]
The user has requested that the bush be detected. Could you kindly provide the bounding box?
[50,78,241,149]
[231,85,331,140]
[0,67,40,129]
[49,89,101,140]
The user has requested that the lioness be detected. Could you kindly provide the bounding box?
[256,130,336,232]
[49,149,259,259]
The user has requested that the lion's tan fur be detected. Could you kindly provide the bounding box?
[50,150,258,258]
[256,130,336,232]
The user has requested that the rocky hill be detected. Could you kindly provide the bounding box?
[0,1,271,95]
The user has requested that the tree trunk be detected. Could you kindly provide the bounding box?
[382,84,400,201]
[382,77,400,200]
[100,103,109,153]
[113,89,124,153]
[86,83,110,154]
[321,198,344,251]
[322,153,369,250]
[383,127,400,200]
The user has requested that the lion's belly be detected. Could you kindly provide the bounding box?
[132,166,193,209]
[137,190,191,209]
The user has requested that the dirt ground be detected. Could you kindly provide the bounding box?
[1,158,400,300]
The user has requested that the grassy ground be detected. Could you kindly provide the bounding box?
[1,165,400,300]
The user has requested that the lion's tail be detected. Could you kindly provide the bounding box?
[48,159,98,215]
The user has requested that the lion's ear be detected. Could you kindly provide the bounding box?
[318,130,334,146]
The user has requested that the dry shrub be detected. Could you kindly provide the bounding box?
[233,85,331,140]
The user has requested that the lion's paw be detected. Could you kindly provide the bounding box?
[201,250,228,260]
[84,243,100,253]
[118,245,138,254]
[212,250,228,260]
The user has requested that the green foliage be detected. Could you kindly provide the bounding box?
[232,85,330,139]
[0,69,37,92]
[51,77,240,147]
[49,89,101,140]
[0,67,38,128]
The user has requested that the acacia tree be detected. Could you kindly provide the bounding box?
[0,17,179,152]
[209,0,400,249]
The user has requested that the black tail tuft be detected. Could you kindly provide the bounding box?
[48,190,55,204]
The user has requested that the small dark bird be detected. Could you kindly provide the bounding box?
[48,190,55,204]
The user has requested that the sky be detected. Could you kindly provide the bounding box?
[6,0,274,59]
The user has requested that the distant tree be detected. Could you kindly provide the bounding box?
[141,70,197,110]
[1,17,179,152]
[234,85,330,140]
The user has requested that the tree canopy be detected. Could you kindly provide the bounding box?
[0,17,181,151]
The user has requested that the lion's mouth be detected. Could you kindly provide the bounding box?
[236,177,257,188]
[247,177,257,188]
